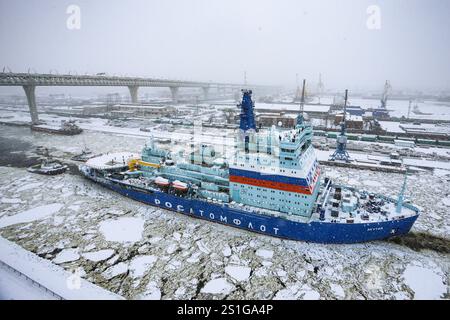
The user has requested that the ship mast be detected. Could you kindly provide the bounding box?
[296,79,306,128]
[396,173,408,213]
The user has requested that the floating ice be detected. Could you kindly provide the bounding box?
[16,182,43,192]
[201,278,234,295]
[363,180,382,187]
[53,249,80,264]
[256,249,273,260]
[99,217,144,243]
[273,287,299,300]
[139,281,161,300]
[103,262,128,279]
[0,203,63,228]
[1,198,23,204]
[330,283,345,299]
[301,287,320,300]
[222,245,232,257]
[403,264,446,300]
[82,249,115,262]
[441,197,450,207]
[129,255,158,278]
[225,265,251,282]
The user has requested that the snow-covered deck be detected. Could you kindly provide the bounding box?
[85,152,139,170]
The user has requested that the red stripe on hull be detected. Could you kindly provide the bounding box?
[230,175,313,195]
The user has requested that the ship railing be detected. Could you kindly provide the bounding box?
[332,184,419,214]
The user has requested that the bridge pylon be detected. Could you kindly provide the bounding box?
[202,87,209,100]
[23,85,39,124]
[169,86,179,103]
[128,85,139,104]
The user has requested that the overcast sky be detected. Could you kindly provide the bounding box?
[0,0,449,92]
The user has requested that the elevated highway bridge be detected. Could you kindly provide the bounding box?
[0,72,278,124]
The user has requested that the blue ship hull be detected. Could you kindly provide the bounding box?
[88,175,418,244]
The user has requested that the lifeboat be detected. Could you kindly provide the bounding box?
[172,180,188,191]
[154,176,170,187]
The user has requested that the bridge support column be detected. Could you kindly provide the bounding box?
[23,85,39,124]
[169,86,179,103]
[128,85,139,104]
[202,87,209,100]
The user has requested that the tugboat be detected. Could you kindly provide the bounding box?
[79,87,419,244]
[28,158,68,175]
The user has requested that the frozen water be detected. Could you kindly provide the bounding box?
[363,180,383,187]
[1,198,23,204]
[82,249,115,262]
[201,278,234,295]
[139,281,161,300]
[129,255,158,278]
[256,249,273,260]
[403,263,446,300]
[225,265,251,282]
[99,217,144,243]
[52,249,80,264]
[0,203,63,228]
[16,182,43,192]
[441,198,450,207]
[103,262,129,280]
[330,283,345,299]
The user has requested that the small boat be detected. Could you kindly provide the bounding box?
[172,180,188,191]
[71,148,94,162]
[154,176,170,187]
[27,159,68,175]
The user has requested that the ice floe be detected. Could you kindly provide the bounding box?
[0,203,63,228]
[256,249,273,260]
[201,277,234,295]
[103,262,129,279]
[53,248,80,264]
[129,255,158,278]
[16,182,43,192]
[225,265,251,282]
[139,281,161,300]
[82,249,115,262]
[99,217,144,243]
[403,263,446,300]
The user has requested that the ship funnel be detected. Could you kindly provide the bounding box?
[238,89,256,132]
